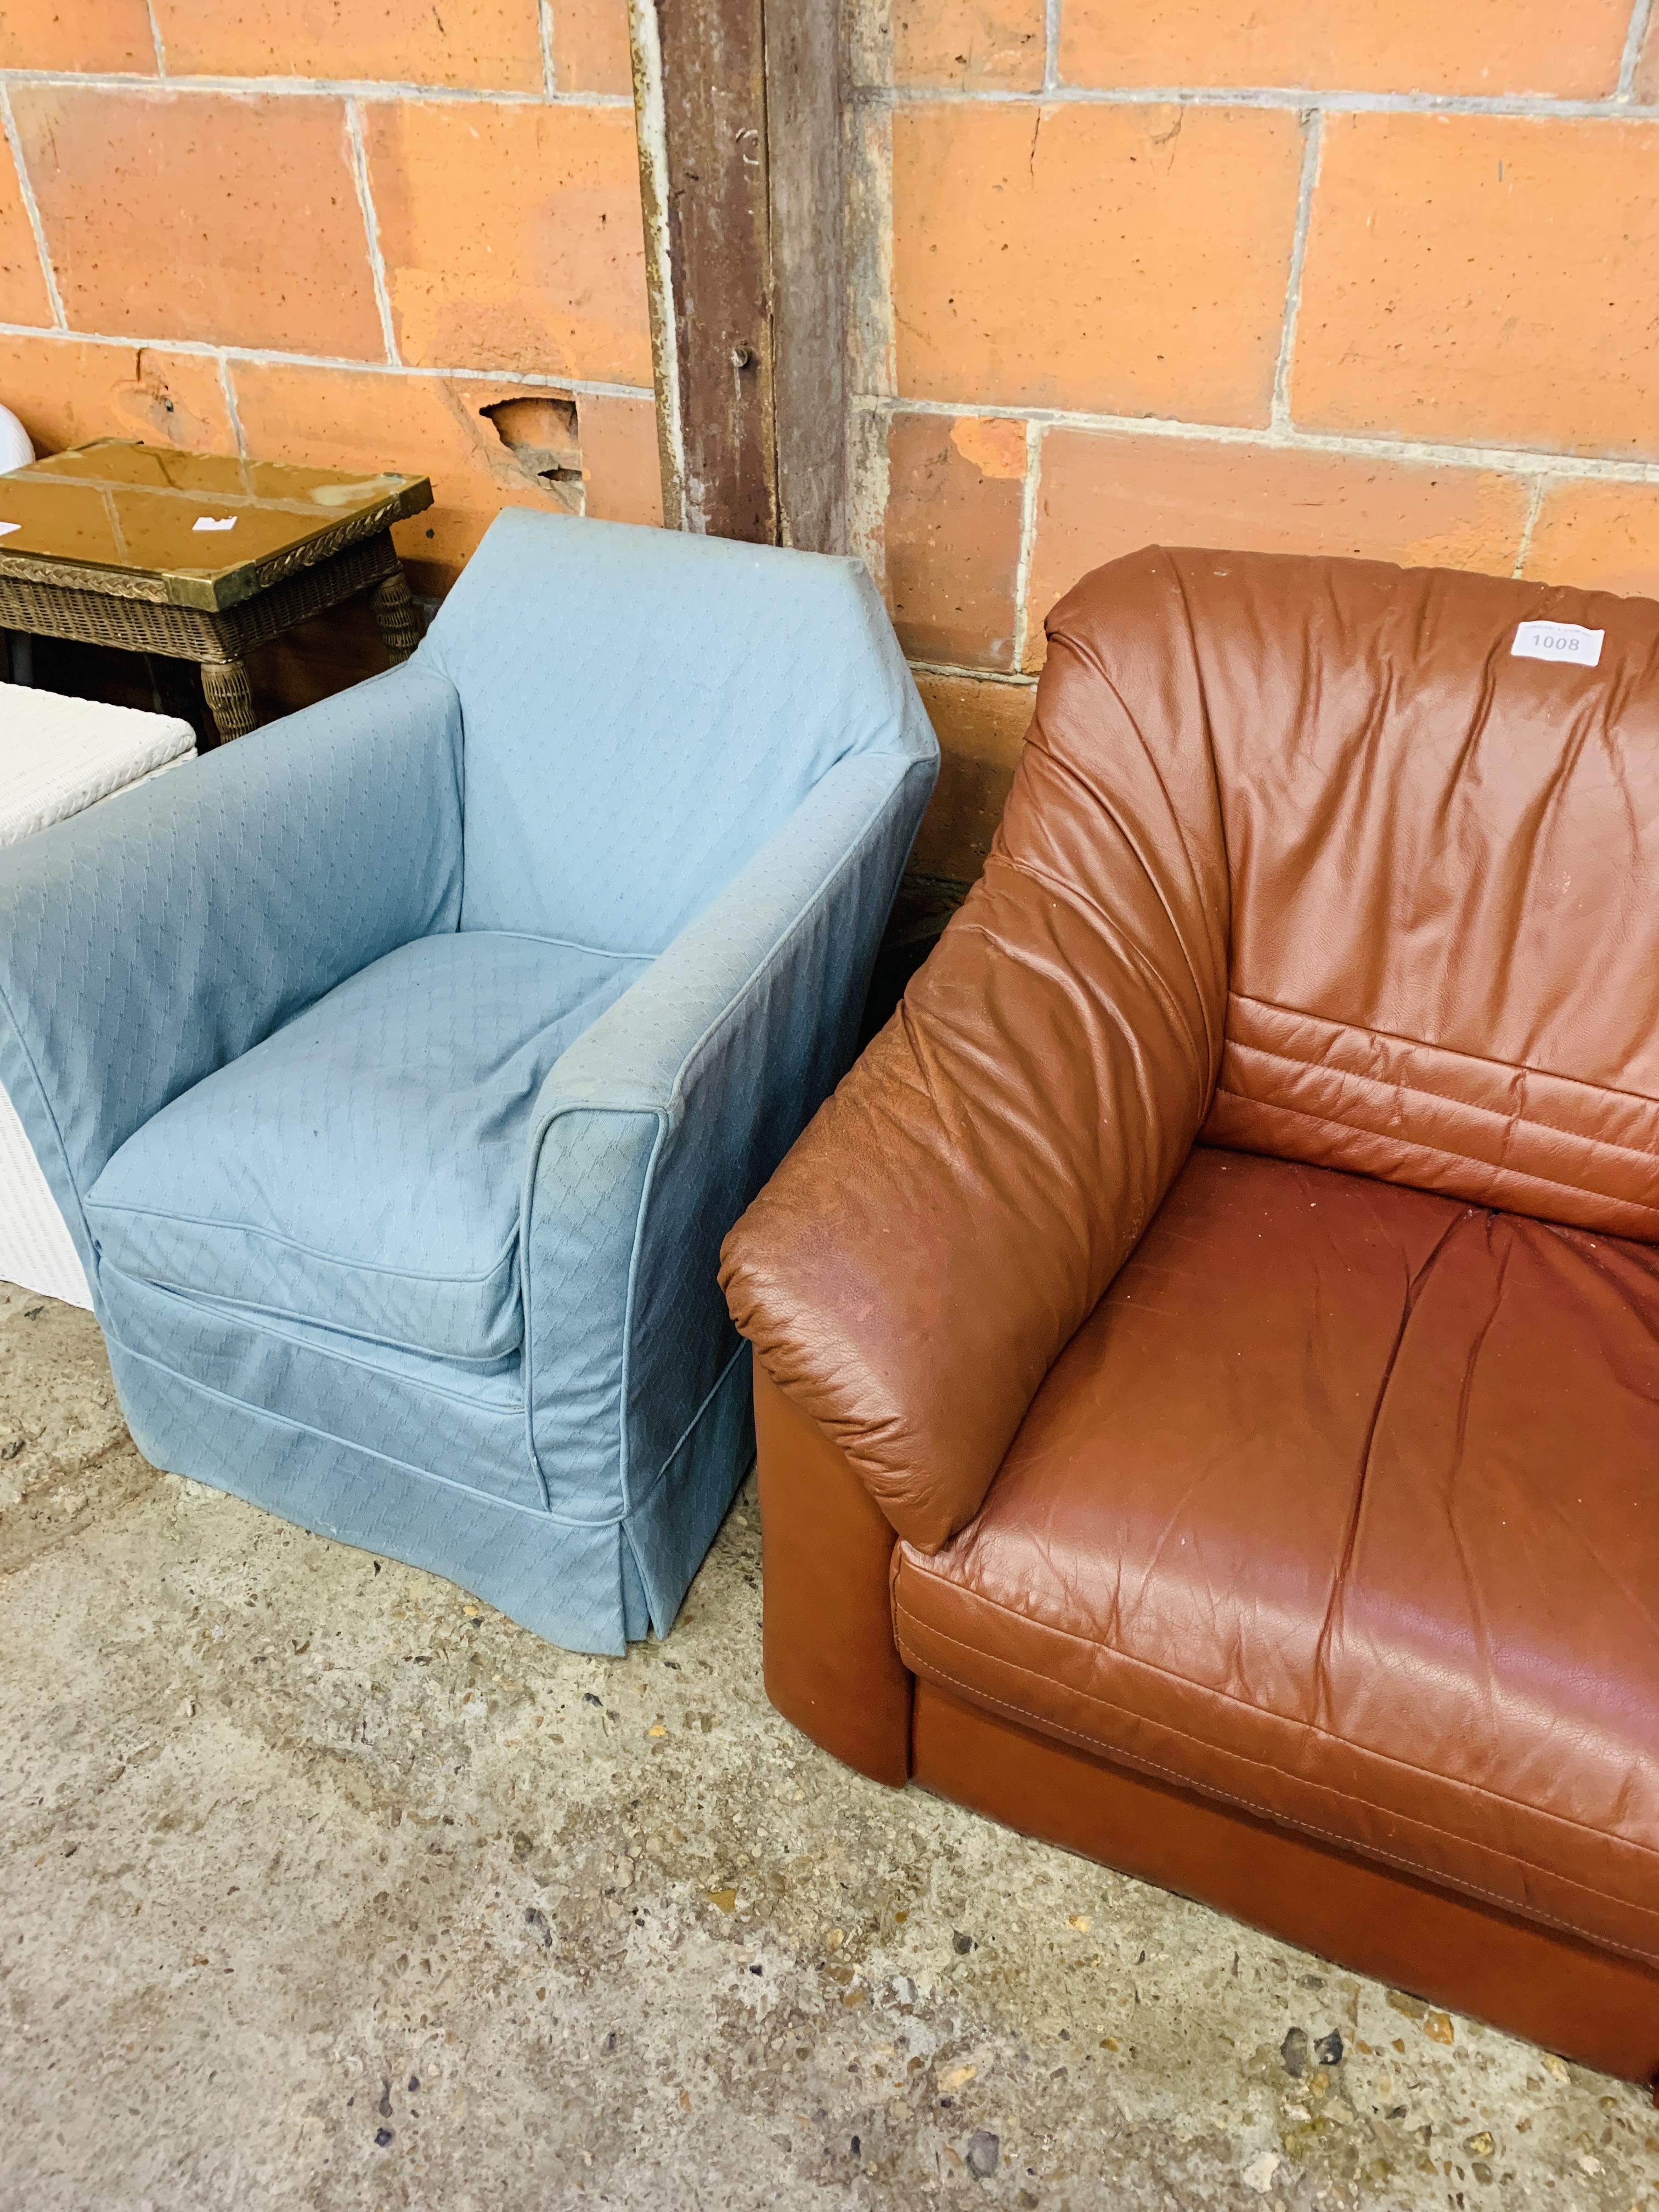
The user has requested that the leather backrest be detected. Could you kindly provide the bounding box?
[419,510,933,953]
[1047,549,1659,1239]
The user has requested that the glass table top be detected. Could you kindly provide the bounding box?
[0,441,432,608]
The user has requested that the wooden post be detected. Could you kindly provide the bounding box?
[764,0,847,554]
[629,0,847,552]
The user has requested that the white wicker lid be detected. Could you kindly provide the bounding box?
[0,682,195,848]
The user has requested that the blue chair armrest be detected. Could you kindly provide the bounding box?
[0,662,464,1286]
[520,747,936,1527]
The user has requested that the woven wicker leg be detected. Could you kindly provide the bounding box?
[370,569,421,664]
[200,656,256,742]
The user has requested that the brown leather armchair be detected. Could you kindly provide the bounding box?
[720,548,1659,2090]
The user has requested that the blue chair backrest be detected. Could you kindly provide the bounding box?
[419,510,923,953]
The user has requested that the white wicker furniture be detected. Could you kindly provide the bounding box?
[1,684,194,1305]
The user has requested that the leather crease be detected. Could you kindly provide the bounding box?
[1311,1200,1475,1731]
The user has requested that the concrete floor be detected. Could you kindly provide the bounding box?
[2,1278,1656,2212]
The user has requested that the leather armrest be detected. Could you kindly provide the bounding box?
[722,578,1231,1553]
[755,1356,911,1787]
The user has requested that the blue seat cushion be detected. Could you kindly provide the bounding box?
[86,930,647,1361]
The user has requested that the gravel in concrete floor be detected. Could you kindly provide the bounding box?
[2,1277,1657,2212]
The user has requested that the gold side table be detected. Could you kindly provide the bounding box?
[0,440,434,743]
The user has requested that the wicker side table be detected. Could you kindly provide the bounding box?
[0,441,433,743]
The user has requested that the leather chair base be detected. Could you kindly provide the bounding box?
[912,1679,1659,2090]
[755,1352,912,1787]
[752,1359,1659,2094]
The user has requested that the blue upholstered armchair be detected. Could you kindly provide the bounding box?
[0,513,938,1652]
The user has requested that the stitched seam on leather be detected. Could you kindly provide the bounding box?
[1211,1084,1659,1223]
[897,1623,1659,1969]
[1229,989,1659,1122]
[896,1583,1659,1875]
[1221,1044,1659,1180]
[893,1589,1659,1884]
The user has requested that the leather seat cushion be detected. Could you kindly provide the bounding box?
[894,1146,1659,1966]
[87,929,645,1362]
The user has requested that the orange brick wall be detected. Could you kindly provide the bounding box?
[862,0,1659,879]
[9,7,1659,882]
[0,0,659,621]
